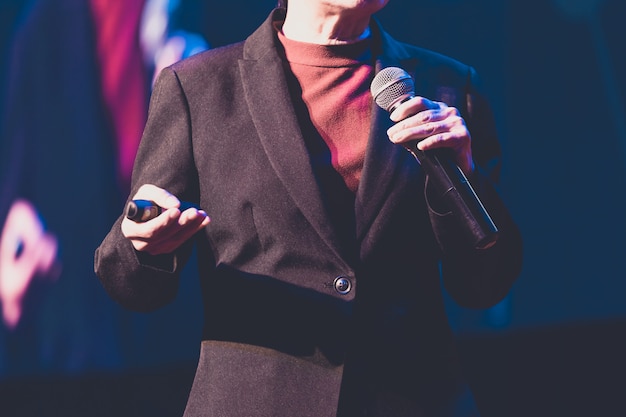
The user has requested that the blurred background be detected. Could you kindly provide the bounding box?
[0,0,624,416]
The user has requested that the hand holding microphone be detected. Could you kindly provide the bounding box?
[371,67,498,249]
[121,184,209,255]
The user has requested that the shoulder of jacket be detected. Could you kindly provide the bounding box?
[170,41,246,74]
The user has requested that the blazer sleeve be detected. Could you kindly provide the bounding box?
[428,66,523,309]
[94,67,199,312]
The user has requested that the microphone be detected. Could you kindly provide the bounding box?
[125,199,200,223]
[370,67,498,250]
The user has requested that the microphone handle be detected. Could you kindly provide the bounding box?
[404,143,499,249]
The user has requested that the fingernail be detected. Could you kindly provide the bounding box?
[165,195,179,207]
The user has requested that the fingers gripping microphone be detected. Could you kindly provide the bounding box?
[371,67,498,250]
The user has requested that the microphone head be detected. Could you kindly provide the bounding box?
[370,67,415,112]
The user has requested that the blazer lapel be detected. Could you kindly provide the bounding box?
[237,13,425,263]
[238,12,346,262]
[355,23,423,247]
[355,88,402,242]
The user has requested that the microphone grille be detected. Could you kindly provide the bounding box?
[370,67,415,112]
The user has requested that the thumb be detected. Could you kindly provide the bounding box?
[133,184,180,209]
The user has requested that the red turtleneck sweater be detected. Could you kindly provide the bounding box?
[277,30,374,193]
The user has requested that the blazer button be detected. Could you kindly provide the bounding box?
[333,276,352,295]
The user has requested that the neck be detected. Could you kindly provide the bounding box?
[281,3,372,45]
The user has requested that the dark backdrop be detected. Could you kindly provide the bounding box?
[1,1,625,416]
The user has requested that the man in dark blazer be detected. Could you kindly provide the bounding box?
[95,1,523,416]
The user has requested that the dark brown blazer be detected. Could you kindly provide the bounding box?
[95,8,522,417]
